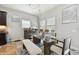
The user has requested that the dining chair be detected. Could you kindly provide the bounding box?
[50,37,71,55]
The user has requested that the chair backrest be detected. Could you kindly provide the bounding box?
[44,34,51,41]
[39,32,44,39]
[62,37,71,55]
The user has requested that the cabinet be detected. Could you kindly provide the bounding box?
[0,33,6,45]
[0,11,7,45]
[0,11,6,25]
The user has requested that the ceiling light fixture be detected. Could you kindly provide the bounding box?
[28,4,41,14]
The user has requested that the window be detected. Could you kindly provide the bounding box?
[22,20,31,28]
[39,17,56,32]
[47,17,55,25]
[40,20,46,29]
[47,17,56,32]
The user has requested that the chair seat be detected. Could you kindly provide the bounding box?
[50,45,62,55]
[55,42,63,48]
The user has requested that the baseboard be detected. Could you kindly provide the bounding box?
[71,46,79,51]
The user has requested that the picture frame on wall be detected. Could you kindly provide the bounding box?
[11,16,20,22]
[62,5,77,24]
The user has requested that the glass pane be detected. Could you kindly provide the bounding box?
[40,20,45,26]
[40,20,45,29]
[22,20,31,28]
[47,17,55,25]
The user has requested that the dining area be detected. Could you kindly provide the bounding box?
[0,4,79,55]
[0,1,79,59]
[19,29,72,55]
[0,28,79,55]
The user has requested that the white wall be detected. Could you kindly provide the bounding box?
[0,6,38,41]
[39,4,79,50]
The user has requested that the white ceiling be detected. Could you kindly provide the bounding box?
[0,4,58,15]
